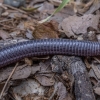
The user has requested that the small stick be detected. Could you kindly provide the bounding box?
[0,63,19,99]
[3,4,26,14]
[3,4,34,18]
[94,57,100,64]
[0,19,13,23]
[49,83,58,100]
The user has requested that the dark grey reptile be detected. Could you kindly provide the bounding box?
[0,39,99,68]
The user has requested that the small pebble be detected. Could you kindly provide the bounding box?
[3,0,26,8]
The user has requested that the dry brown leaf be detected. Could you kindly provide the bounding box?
[31,65,41,74]
[38,2,54,16]
[57,82,72,100]
[97,34,100,41]
[92,65,100,80]
[85,0,100,14]
[60,14,99,38]
[25,58,33,66]
[84,59,91,69]
[49,0,62,6]
[0,64,42,82]
[12,79,45,98]
[25,30,34,39]
[39,2,75,23]
[72,0,94,14]
[33,21,59,39]
[0,30,10,40]
[38,62,54,77]
[94,87,100,95]
[57,82,68,100]
[12,64,31,80]
[51,5,75,23]
[89,69,98,80]
[24,21,35,30]
[17,22,25,31]
[8,12,24,18]
[35,74,55,86]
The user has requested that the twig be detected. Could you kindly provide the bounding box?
[49,83,58,100]
[28,0,45,7]
[0,23,15,29]
[84,59,91,69]
[0,63,19,99]
[0,19,13,23]
[3,4,26,14]
[3,4,34,18]
[94,57,100,64]
[38,71,53,74]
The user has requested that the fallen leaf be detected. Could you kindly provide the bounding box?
[25,58,33,66]
[0,30,10,40]
[1,11,9,16]
[39,1,75,23]
[60,14,99,38]
[24,20,35,30]
[0,64,41,82]
[10,31,20,37]
[0,7,4,16]
[8,12,25,18]
[57,82,72,100]
[72,0,94,14]
[12,64,31,80]
[17,22,25,31]
[31,65,41,74]
[13,79,45,97]
[97,34,100,41]
[85,0,100,14]
[94,87,100,95]
[51,5,75,23]
[92,65,100,80]
[49,0,62,6]
[35,74,55,86]
[25,30,34,39]
[33,21,59,39]
[38,1,54,13]
[89,69,98,80]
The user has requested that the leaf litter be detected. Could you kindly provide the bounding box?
[0,0,100,100]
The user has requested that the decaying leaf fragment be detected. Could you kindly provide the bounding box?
[60,14,99,38]
[12,79,45,98]
[0,30,10,40]
[33,21,59,39]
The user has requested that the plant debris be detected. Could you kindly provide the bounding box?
[0,0,100,100]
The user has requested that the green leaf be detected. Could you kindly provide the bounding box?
[39,0,70,23]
